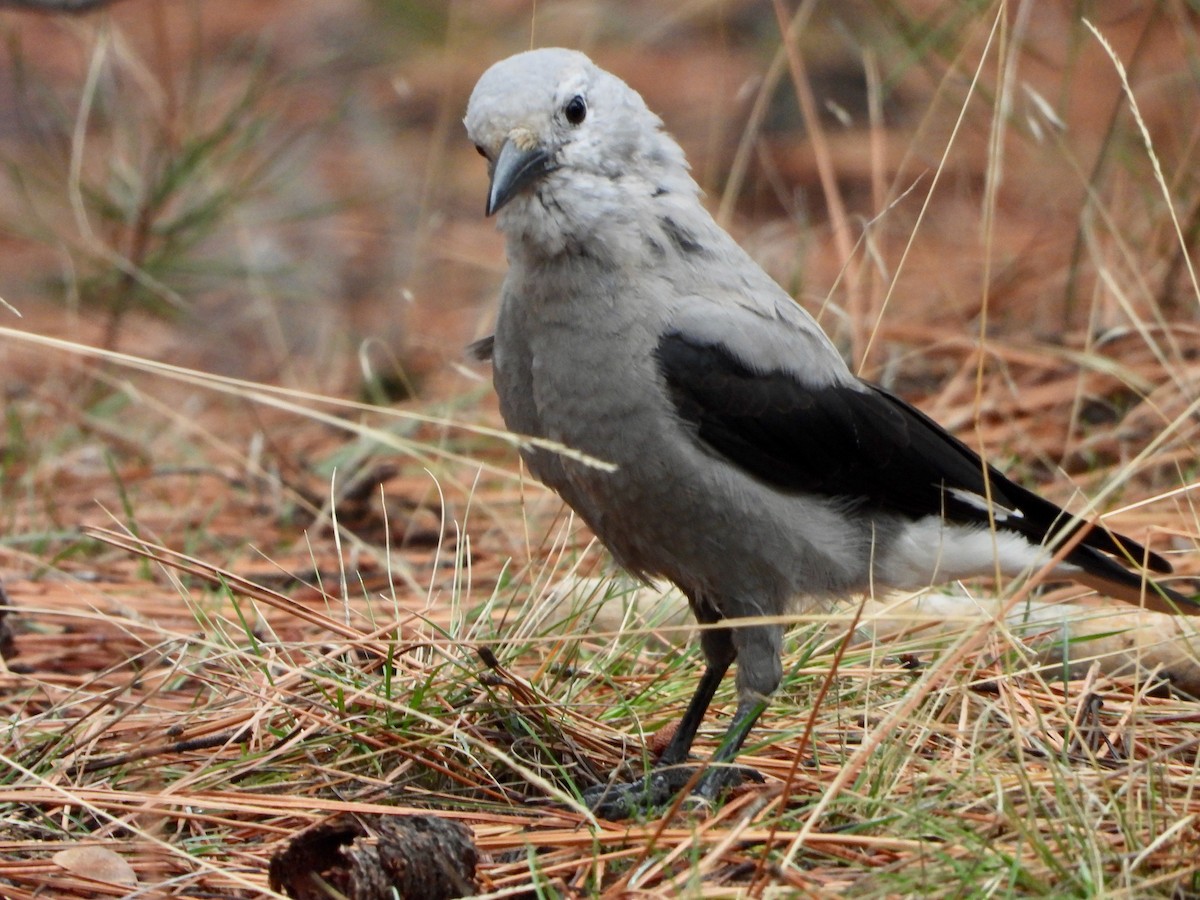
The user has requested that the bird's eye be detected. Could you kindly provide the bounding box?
[564,95,587,125]
[475,144,488,158]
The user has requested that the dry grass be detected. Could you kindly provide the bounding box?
[2,1,1200,897]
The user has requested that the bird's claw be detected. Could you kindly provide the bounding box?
[581,764,763,820]
[582,765,698,820]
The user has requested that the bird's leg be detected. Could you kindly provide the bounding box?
[687,694,769,805]
[583,602,746,819]
[656,630,734,766]
[690,620,782,805]
[582,619,782,817]
[579,651,732,819]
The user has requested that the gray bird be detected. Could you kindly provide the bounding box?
[464,48,1199,818]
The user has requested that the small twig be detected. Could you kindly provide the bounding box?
[78,727,254,773]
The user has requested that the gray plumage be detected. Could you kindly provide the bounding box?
[464,48,1198,818]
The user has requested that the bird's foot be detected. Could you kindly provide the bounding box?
[688,762,761,808]
[582,764,763,820]
[582,765,697,820]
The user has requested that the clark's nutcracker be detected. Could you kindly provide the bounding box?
[464,48,1199,818]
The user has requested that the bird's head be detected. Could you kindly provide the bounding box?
[464,49,694,227]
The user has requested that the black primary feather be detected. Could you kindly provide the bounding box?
[655,331,1175,577]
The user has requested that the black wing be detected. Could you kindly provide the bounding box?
[654,331,1172,575]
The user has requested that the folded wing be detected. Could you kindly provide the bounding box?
[655,330,1196,612]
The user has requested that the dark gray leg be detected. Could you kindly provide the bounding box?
[582,595,734,818]
[657,615,735,766]
[691,621,783,804]
[583,601,782,818]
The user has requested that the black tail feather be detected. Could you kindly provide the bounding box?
[998,475,1174,574]
[1069,544,1200,615]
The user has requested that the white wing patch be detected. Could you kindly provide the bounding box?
[947,486,1025,522]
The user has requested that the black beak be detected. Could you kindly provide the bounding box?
[486,138,555,216]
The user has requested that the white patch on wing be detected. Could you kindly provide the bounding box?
[946,487,1024,522]
[876,516,1069,590]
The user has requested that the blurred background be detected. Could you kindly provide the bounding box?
[2,0,1196,399]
